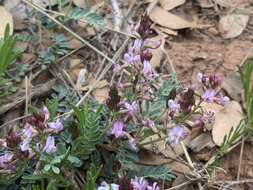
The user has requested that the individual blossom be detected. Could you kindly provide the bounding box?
[168,99,180,113]
[0,152,13,170]
[6,131,21,148]
[131,177,148,190]
[110,121,126,138]
[143,60,156,80]
[124,101,138,118]
[178,88,195,113]
[22,124,36,139]
[167,125,186,145]
[215,92,230,105]
[201,89,216,103]
[43,136,57,154]
[132,39,142,53]
[147,182,160,190]
[124,51,141,66]
[20,138,33,155]
[193,111,214,128]
[142,119,155,128]
[97,181,119,190]
[48,118,63,133]
[141,48,152,62]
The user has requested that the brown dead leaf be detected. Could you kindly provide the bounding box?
[68,38,83,49]
[69,59,82,69]
[76,69,87,90]
[160,0,185,10]
[196,0,214,8]
[32,0,58,8]
[222,71,243,102]
[212,101,243,146]
[139,149,191,174]
[156,26,178,36]
[150,35,165,68]
[219,13,249,39]
[150,6,203,30]
[15,41,28,52]
[91,86,109,103]
[0,6,13,38]
[73,0,103,8]
[188,133,215,152]
[141,133,184,158]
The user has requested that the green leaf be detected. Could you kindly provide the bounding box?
[71,104,106,159]
[44,164,51,172]
[130,165,175,181]
[84,164,102,190]
[52,166,60,174]
[46,180,57,190]
[67,8,104,28]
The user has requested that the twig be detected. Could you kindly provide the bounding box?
[0,79,56,115]
[0,115,31,129]
[111,0,123,31]
[165,180,193,190]
[237,136,245,181]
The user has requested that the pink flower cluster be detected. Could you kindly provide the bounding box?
[197,73,229,105]
[0,106,64,172]
[97,177,160,190]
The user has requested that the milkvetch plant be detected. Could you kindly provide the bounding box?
[0,15,231,190]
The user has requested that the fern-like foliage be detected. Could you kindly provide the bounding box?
[67,8,103,28]
[38,34,68,67]
[129,166,175,181]
[72,104,106,160]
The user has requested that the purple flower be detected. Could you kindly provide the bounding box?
[131,177,148,190]
[43,136,57,154]
[22,124,35,139]
[215,92,229,105]
[143,60,156,80]
[0,153,13,169]
[111,121,125,138]
[124,101,138,117]
[133,39,142,53]
[124,52,141,65]
[202,89,216,103]
[20,138,33,157]
[168,126,186,145]
[97,181,119,190]
[147,182,160,190]
[142,119,155,128]
[168,99,180,113]
[48,118,63,133]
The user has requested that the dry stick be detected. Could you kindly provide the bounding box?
[237,136,245,181]
[180,141,203,190]
[22,0,116,65]
[25,76,29,115]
